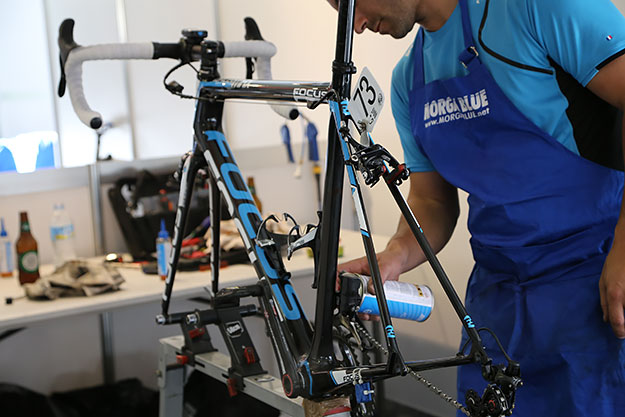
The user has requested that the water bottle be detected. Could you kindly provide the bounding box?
[0,217,13,277]
[50,203,77,267]
[343,272,434,322]
[156,219,171,281]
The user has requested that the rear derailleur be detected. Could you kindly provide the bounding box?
[466,363,522,416]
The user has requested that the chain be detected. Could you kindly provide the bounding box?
[352,320,471,417]
[408,372,471,416]
[352,320,388,355]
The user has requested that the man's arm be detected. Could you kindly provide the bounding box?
[339,170,459,293]
[586,53,625,339]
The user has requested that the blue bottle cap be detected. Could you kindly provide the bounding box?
[158,219,169,239]
[0,218,6,237]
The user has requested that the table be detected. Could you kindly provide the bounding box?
[0,258,270,383]
[0,230,376,329]
[0,230,379,385]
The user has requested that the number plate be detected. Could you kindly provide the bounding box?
[348,67,385,132]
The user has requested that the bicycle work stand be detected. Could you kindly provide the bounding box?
[156,141,292,415]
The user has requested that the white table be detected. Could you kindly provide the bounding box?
[0,230,380,384]
[0,255,295,331]
[0,230,378,329]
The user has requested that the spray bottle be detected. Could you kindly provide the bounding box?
[156,219,171,281]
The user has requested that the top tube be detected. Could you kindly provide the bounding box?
[198,79,331,104]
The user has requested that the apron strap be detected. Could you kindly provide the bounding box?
[412,0,480,89]
[412,28,425,87]
[458,0,479,68]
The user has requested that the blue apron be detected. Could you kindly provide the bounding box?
[408,0,625,415]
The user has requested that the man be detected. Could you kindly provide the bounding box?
[330,0,625,415]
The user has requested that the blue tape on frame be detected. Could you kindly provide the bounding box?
[463,315,475,328]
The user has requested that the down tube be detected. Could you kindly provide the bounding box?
[193,129,313,358]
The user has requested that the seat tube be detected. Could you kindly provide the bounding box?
[308,0,356,365]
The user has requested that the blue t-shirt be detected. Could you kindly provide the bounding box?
[392,0,625,172]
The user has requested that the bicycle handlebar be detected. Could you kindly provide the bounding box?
[63,42,154,128]
[58,18,295,129]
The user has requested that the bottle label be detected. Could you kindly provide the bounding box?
[156,241,171,278]
[1,241,13,274]
[21,222,30,233]
[50,224,75,241]
[357,275,434,322]
[19,250,39,273]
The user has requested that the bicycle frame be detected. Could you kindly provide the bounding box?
[158,0,502,403]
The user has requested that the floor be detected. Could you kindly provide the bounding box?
[380,399,437,417]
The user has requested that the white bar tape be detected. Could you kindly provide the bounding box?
[222,40,276,58]
[64,39,297,127]
[64,43,154,128]
[224,41,298,120]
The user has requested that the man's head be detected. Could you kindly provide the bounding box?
[327,0,419,39]
[327,0,456,36]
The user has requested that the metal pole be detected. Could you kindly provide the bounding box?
[115,0,139,160]
[100,311,115,384]
[41,0,63,168]
[88,163,104,255]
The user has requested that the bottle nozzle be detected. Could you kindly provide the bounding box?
[158,219,169,239]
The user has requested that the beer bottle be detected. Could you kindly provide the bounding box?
[247,176,263,214]
[16,212,40,285]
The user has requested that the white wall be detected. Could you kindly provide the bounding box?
[43,0,134,166]
[123,0,219,160]
[0,0,56,138]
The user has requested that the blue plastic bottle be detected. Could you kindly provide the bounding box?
[0,218,13,277]
[156,219,171,281]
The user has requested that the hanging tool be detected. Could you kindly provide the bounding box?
[303,117,322,210]
[280,124,295,163]
[294,118,308,178]
[279,115,322,210]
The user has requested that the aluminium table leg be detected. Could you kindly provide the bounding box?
[158,339,184,417]
[100,311,115,384]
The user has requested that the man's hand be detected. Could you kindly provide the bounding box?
[338,249,404,293]
[336,171,459,320]
[585,53,625,339]
[600,231,625,339]
[338,249,405,320]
